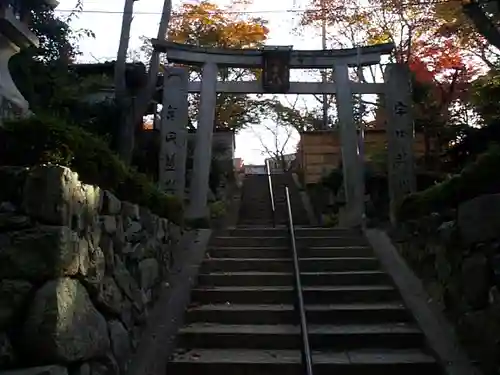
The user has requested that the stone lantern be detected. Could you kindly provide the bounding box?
[0,0,59,123]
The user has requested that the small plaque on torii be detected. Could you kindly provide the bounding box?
[262,46,292,94]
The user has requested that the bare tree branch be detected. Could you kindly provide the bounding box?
[252,120,296,171]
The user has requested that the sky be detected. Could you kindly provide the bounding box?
[55,0,325,165]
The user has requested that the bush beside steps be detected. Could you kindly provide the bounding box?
[397,144,500,221]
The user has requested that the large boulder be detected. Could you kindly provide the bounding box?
[78,237,105,286]
[0,226,81,281]
[108,320,131,367]
[0,280,33,328]
[458,194,500,246]
[123,220,143,243]
[100,191,121,216]
[87,354,118,375]
[138,207,157,234]
[129,241,156,261]
[101,216,117,235]
[138,258,159,290]
[23,165,101,229]
[98,234,115,274]
[23,166,74,225]
[22,278,109,362]
[121,202,139,221]
[113,256,144,312]
[94,276,123,316]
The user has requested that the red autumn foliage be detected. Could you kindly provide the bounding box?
[408,38,478,104]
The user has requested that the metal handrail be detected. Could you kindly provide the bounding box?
[285,186,313,375]
[265,159,276,227]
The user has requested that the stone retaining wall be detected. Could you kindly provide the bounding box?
[0,165,185,375]
[394,193,500,375]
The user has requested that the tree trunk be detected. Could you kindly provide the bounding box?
[115,0,135,163]
[119,0,173,165]
[423,127,431,169]
[463,3,500,50]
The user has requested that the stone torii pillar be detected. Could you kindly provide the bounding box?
[159,67,189,200]
[384,63,416,224]
[334,63,364,227]
[185,62,218,220]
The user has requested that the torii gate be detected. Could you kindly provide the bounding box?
[152,39,416,227]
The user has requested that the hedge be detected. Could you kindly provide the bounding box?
[397,144,500,220]
[0,116,182,224]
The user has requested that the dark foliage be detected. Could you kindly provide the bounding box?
[0,116,182,223]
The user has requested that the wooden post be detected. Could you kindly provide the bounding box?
[186,62,218,220]
[384,63,416,224]
[334,63,364,227]
[159,67,189,201]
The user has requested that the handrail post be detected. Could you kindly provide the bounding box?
[285,186,314,375]
[266,159,276,228]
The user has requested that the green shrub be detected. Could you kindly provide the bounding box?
[397,144,500,220]
[0,115,182,224]
[209,200,227,219]
[322,213,338,227]
[319,168,343,193]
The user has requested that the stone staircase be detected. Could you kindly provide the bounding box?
[167,227,443,374]
[166,174,443,375]
[237,173,309,226]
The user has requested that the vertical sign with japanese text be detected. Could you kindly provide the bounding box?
[159,67,189,198]
[262,50,291,93]
[384,63,416,223]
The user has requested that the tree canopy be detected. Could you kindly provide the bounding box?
[461,0,500,52]
[160,1,270,132]
[168,1,268,49]
[299,0,496,169]
[10,0,500,173]
[10,1,95,115]
[135,0,318,133]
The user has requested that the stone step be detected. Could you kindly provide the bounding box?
[197,271,391,287]
[243,194,299,199]
[191,285,399,304]
[242,190,298,195]
[236,213,305,217]
[236,213,307,221]
[236,208,305,215]
[236,221,278,226]
[200,257,380,273]
[176,323,425,350]
[211,236,369,247]
[185,303,411,325]
[239,199,303,205]
[168,348,441,375]
[206,246,374,259]
[237,205,275,209]
[237,207,274,212]
[236,218,294,224]
[225,227,362,238]
[238,204,299,208]
[235,217,288,222]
